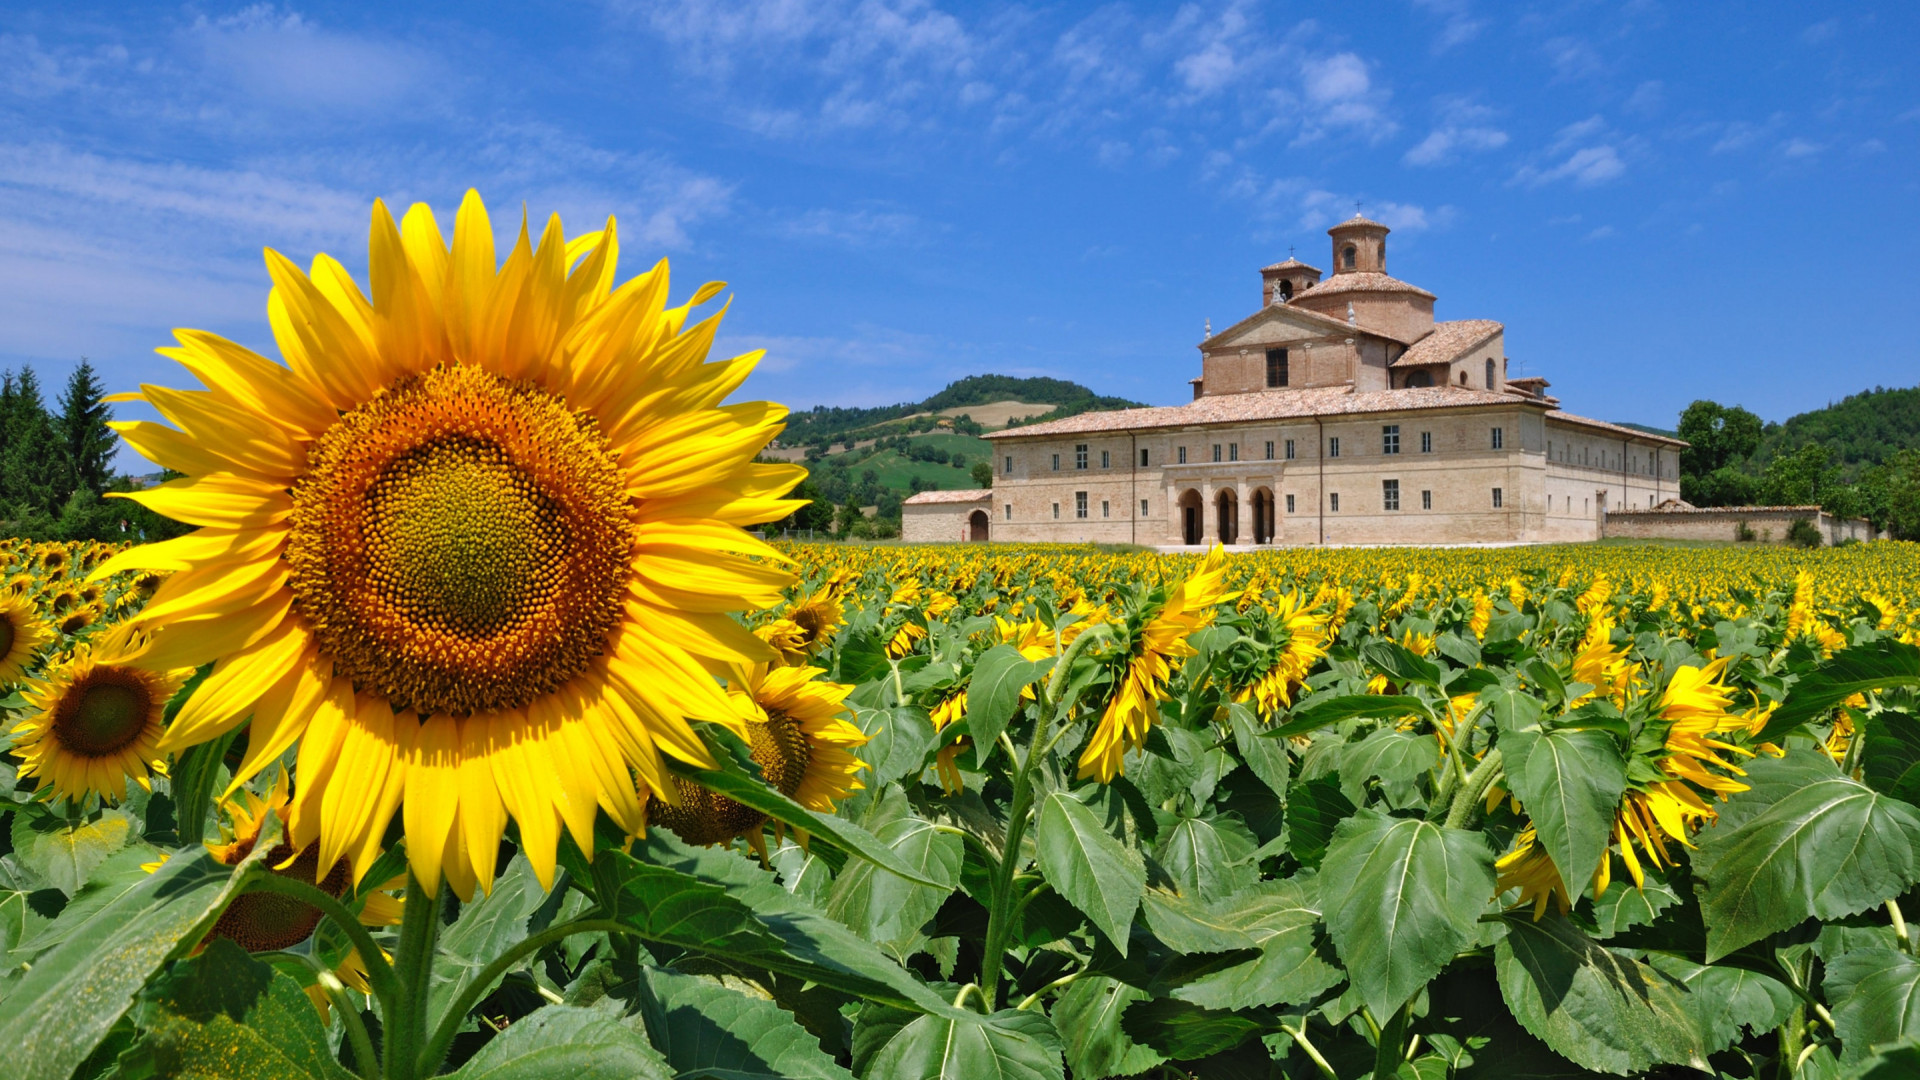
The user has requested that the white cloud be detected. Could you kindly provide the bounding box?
[188,5,437,113]
[1801,19,1840,45]
[1409,0,1485,52]
[1779,137,1822,159]
[1403,124,1508,165]
[1543,36,1604,80]
[1624,80,1663,115]
[1512,114,1626,187]
[778,206,926,246]
[1584,224,1616,240]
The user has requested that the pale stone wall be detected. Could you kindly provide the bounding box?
[902,497,991,543]
[1602,508,1877,545]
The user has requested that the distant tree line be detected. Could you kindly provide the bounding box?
[1678,396,1920,539]
[0,361,190,543]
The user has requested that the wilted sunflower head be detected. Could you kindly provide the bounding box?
[651,664,867,853]
[98,191,805,898]
[0,594,53,684]
[11,625,193,802]
[204,773,360,951]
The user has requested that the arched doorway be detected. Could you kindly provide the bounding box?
[1250,488,1275,544]
[968,509,989,542]
[1216,489,1239,545]
[1178,489,1203,546]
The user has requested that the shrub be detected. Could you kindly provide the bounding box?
[1786,517,1823,548]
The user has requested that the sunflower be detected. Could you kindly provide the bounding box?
[11,624,193,801]
[1079,545,1235,782]
[1655,659,1752,797]
[0,594,53,683]
[761,572,854,664]
[651,659,867,855]
[1236,590,1329,715]
[96,192,805,897]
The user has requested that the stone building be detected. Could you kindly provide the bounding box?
[935,215,1687,546]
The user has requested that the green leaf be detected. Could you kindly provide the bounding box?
[141,938,351,1080]
[1156,813,1256,904]
[855,706,936,788]
[1284,777,1355,870]
[10,807,135,895]
[1167,879,1343,1011]
[634,964,853,1079]
[1320,808,1496,1019]
[1646,953,1791,1054]
[965,644,1053,769]
[1269,695,1429,738]
[838,628,890,686]
[1692,753,1920,960]
[670,730,947,888]
[1863,712,1920,803]
[1338,728,1440,805]
[852,1004,1064,1080]
[1119,998,1267,1061]
[1843,1040,1920,1079]
[1227,704,1290,797]
[448,1003,673,1080]
[1362,640,1442,688]
[1761,638,1920,742]
[1482,684,1547,735]
[1054,976,1166,1080]
[1826,949,1920,1064]
[822,815,961,953]
[1589,867,1682,938]
[170,726,240,846]
[0,846,258,1080]
[1501,727,1627,901]
[1494,914,1709,1075]
[1035,792,1145,954]
[429,853,551,1037]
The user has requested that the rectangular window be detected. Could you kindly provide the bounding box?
[1050,453,1060,471]
[1383,479,1400,511]
[1421,489,1432,510]
[1140,499,1149,516]
[1004,503,1012,520]
[1052,503,1060,519]
[1075,492,1088,519]
[1101,449,1110,469]
[1421,431,1432,453]
[1178,446,1188,464]
[1266,348,1289,387]
[1264,440,1275,460]
[1228,443,1239,462]
[1492,427,1504,450]
[1212,444,1222,463]
[1330,493,1340,512]
[1492,488,1504,508]
[1003,455,1012,475]
[1285,439,1296,460]
[1382,425,1400,455]
[1285,493,1295,514]
[1075,444,1088,470]
[1101,500,1110,518]
[1329,437,1341,458]
[1139,448,1150,467]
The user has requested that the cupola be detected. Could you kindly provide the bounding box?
[1328,214,1389,276]
[1259,257,1322,306]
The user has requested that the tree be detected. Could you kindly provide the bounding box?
[971,460,994,488]
[1681,466,1759,508]
[1677,399,1763,478]
[56,360,115,499]
[1,366,69,518]
[1760,443,1835,507]
[1874,449,1920,540]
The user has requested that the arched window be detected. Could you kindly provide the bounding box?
[1485,359,1495,388]
[1406,370,1432,388]
[1457,370,1467,384]
[1277,279,1293,300]
[1342,245,1357,270]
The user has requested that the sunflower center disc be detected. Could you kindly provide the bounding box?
[53,675,150,757]
[653,710,813,845]
[210,843,352,952]
[0,618,15,659]
[287,365,634,717]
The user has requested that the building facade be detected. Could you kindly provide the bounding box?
[970,215,1686,546]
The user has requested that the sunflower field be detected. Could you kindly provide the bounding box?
[3,195,1920,1080]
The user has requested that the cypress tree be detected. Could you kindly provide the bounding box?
[56,360,115,498]
[2,366,68,521]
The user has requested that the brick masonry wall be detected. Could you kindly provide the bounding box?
[1602,509,1877,545]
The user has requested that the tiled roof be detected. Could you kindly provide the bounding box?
[904,489,993,505]
[1330,215,1389,232]
[1544,411,1689,447]
[1391,319,1503,367]
[986,385,1526,438]
[1611,504,1823,515]
[1293,272,1436,301]
[1260,257,1322,274]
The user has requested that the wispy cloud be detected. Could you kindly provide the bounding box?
[1512,116,1627,186]
[1409,0,1485,53]
[1403,98,1507,166]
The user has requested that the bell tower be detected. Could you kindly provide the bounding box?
[1328,214,1389,276]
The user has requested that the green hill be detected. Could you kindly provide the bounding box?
[1754,385,1920,469]
[780,374,1145,447]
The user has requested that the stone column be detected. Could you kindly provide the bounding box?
[1200,480,1217,544]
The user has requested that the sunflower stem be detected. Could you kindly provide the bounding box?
[1371,999,1413,1080]
[978,693,1054,1008]
[417,919,641,1077]
[315,970,380,1080]
[241,873,400,1010]
[1442,748,1503,829]
[385,873,441,1080]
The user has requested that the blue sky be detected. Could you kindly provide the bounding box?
[3,1,1916,462]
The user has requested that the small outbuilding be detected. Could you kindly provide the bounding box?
[902,489,994,543]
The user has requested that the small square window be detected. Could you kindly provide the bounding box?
[1382,425,1400,455]
[1075,444,1088,470]
[1051,453,1060,471]
[1264,440,1275,460]
[1285,493,1295,514]
[1330,493,1340,512]
[1421,431,1432,453]
[1382,479,1400,511]
[1178,446,1188,464]
[1075,492,1088,519]
[1140,499,1150,516]
[1421,489,1432,510]
[1491,427,1504,450]
[1212,444,1222,463]
[1329,437,1341,458]
[1101,500,1110,518]
[1139,448,1150,467]
[1052,502,1061,519]
[1285,439,1296,460]
[1492,488,1504,508]
[1101,449,1111,468]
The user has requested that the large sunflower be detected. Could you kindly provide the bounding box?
[11,624,194,802]
[96,192,805,897]
[0,593,53,683]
